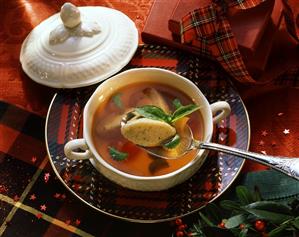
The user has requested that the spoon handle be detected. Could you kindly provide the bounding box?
[198,142,299,181]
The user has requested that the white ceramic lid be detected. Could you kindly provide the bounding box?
[20,3,138,88]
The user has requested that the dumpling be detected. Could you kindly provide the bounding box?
[121,118,176,147]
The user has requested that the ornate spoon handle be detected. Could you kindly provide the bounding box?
[197,141,299,181]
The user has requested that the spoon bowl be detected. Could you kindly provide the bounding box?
[160,132,299,181]
[142,126,195,160]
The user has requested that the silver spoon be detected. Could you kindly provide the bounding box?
[148,126,299,181]
[121,114,299,181]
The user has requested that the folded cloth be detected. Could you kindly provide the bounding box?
[282,0,299,42]
[180,0,299,84]
[241,170,299,202]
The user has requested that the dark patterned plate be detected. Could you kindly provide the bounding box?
[45,45,250,223]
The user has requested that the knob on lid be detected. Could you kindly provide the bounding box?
[20,3,138,88]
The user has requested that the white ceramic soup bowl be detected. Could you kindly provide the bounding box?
[64,68,231,191]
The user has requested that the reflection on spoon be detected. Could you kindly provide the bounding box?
[121,112,299,181]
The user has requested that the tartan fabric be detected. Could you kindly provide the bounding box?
[180,0,298,84]
[0,101,172,237]
[282,0,299,42]
[1,45,298,236]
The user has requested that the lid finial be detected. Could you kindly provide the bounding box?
[60,3,81,28]
[49,2,101,45]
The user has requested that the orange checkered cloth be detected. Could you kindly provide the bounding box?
[180,0,299,84]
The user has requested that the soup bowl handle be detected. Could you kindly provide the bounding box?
[64,138,92,160]
[210,101,231,124]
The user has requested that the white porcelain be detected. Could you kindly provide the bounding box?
[64,68,231,191]
[20,3,138,88]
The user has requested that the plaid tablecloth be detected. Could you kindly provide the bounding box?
[1,46,299,236]
[0,100,174,237]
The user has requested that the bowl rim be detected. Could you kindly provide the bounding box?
[83,67,213,181]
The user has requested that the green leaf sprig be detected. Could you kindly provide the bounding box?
[172,98,183,110]
[179,185,299,237]
[171,104,200,122]
[108,146,128,161]
[133,99,199,149]
[112,93,123,109]
[163,134,181,149]
[134,99,200,125]
[135,105,172,123]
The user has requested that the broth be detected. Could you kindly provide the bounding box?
[91,82,204,177]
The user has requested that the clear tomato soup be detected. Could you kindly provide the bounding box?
[91,82,204,176]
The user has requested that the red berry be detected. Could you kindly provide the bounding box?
[255,220,266,231]
[178,224,187,230]
[262,232,268,237]
[218,222,225,228]
[239,223,245,229]
[176,231,184,237]
[175,218,183,226]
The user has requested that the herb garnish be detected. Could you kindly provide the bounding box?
[124,99,200,150]
[171,104,200,122]
[108,146,128,161]
[172,98,182,110]
[135,101,200,124]
[112,93,123,109]
[135,105,172,123]
[163,134,181,149]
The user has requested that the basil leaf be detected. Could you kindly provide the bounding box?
[112,93,123,109]
[172,98,182,110]
[135,105,171,123]
[108,146,128,161]
[171,104,200,122]
[163,134,180,149]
